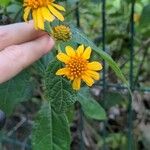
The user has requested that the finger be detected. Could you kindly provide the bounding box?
[0,35,54,83]
[0,21,45,51]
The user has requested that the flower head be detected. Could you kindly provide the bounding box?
[56,45,102,90]
[52,25,71,42]
[23,0,65,30]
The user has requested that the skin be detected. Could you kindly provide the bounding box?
[0,21,55,84]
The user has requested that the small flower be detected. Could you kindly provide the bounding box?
[56,45,102,90]
[52,25,71,42]
[23,0,65,30]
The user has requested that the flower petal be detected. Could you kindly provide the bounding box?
[82,75,94,86]
[23,7,31,22]
[85,70,100,80]
[56,68,69,75]
[37,8,44,30]
[68,75,74,80]
[72,78,81,90]
[87,61,102,70]
[57,53,70,63]
[32,10,38,30]
[76,45,84,56]
[48,5,64,21]
[52,3,65,11]
[41,7,55,22]
[65,46,75,57]
[82,46,92,59]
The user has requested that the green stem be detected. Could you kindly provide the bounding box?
[57,43,62,53]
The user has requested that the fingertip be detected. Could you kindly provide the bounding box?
[40,35,55,55]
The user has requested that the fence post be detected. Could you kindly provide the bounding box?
[128,0,135,149]
[101,0,108,149]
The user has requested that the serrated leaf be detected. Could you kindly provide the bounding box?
[70,26,130,92]
[78,88,106,120]
[33,53,54,76]
[32,101,71,150]
[0,71,33,115]
[45,60,76,113]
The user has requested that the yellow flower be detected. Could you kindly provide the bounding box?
[52,25,71,42]
[23,0,65,30]
[56,45,102,90]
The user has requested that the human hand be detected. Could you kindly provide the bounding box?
[0,21,54,84]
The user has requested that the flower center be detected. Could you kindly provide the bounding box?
[67,57,88,78]
[24,0,51,9]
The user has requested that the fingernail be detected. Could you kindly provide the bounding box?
[44,35,55,54]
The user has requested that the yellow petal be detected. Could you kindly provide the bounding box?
[82,75,94,86]
[41,7,55,22]
[37,8,44,30]
[86,70,100,80]
[32,10,38,30]
[72,78,81,90]
[65,46,75,57]
[87,62,102,71]
[23,7,31,22]
[82,46,92,59]
[48,5,64,21]
[68,75,74,80]
[23,3,27,7]
[57,53,70,63]
[56,68,69,75]
[76,45,84,56]
[52,3,65,11]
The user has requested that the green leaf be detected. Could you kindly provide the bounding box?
[33,53,54,76]
[67,0,79,6]
[44,21,52,33]
[140,4,150,28]
[6,3,22,22]
[45,60,76,113]
[66,106,75,123]
[32,101,71,150]
[0,71,33,115]
[101,91,128,109]
[98,133,128,150]
[78,88,106,120]
[0,0,10,7]
[71,26,130,92]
